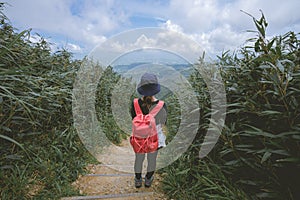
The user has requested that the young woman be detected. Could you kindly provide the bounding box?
[130,73,167,188]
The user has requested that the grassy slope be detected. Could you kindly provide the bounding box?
[0,5,97,199]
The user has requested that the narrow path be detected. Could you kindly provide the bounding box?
[62,139,168,200]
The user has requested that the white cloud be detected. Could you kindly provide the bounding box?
[134,34,157,48]
[162,20,183,33]
[164,0,300,57]
[66,43,82,52]
[218,0,300,34]
[90,28,204,66]
[168,0,219,32]
[28,34,43,44]
[5,0,127,46]
[4,0,300,59]
[166,0,300,35]
[192,24,252,57]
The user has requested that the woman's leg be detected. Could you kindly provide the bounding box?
[146,150,158,178]
[134,153,145,179]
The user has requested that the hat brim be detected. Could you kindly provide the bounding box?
[137,83,160,96]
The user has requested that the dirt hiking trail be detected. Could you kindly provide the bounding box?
[61,139,169,200]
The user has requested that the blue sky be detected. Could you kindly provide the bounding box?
[4,0,300,60]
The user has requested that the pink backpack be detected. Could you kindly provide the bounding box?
[130,98,164,153]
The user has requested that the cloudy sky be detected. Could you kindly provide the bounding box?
[4,0,300,60]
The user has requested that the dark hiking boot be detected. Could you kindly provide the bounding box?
[144,175,154,188]
[135,177,142,188]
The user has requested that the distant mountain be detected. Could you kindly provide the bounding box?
[111,62,197,101]
[112,62,194,78]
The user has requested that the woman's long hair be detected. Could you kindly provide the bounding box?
[142,96,153,111]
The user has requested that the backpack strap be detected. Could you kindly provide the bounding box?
[149,100,164,116]
[133,98,143,115]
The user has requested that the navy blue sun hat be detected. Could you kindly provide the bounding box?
[137,73,161,96]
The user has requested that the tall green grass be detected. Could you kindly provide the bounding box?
[162,11,300,200]
[95,66,128,144]
[1,3,299,199]
[0,4,96,199]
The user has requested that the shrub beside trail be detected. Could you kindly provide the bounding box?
[162,12,300,200]
[0,4,96,199]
